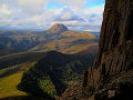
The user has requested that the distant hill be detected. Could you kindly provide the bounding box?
[31,30,97,54]
[48,23,68,34]
[30,24,97,54]
[0,24,98,56]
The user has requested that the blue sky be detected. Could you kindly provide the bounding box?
[0,0,105,31]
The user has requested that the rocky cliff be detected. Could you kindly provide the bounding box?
[62,0,133,99]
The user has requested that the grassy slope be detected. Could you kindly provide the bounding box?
[0,61,37,99]
[61,42,98,54]
[0,51,45,69]
[30,31,97,54]
[0,51,54,99]
[0,72,27,99]
[0,40,98,99]
[31,39,98,54]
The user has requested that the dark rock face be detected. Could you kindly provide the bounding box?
[97,0,133,74]
[82,0,133,98]
[62,0,133,99]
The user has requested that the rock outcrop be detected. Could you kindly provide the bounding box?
[83,0,133,94]
[62,0,133,99]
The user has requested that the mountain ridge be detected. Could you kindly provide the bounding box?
[18,50,96,98]
[0,23,97,56]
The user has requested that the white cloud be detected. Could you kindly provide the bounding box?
[58,0,86,10]
[53,7,85,22]
[83,5,104,16]
[18,0,47,14]
[0,0,104,31]
[0,4,12,18]
[18,0,44,6]
[52,5,104,31]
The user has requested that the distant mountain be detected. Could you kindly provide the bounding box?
[0,24,98,56]
[30,24,97,54]
[48,23,68,34]
[0,24,98,99]
[31,30,97,54]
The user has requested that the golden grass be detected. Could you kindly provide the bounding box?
[0,72,27,99]
[62,31,96,39]
[31,31,96,53]
[61,43,97,54]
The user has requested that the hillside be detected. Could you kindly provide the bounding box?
[0,61,46,100]
[0,46,97,100]
[30,24,97,54]
[0,72,28,99]
[0,51,45,70]
[18,50,96,99]
[0,24,98,100]
[31,31,97,53]
[0,52,51,99]
[0,24,97,56]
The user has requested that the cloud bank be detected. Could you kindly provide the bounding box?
[0,0,105,32]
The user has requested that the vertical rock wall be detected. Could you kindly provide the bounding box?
[82,0,133,97]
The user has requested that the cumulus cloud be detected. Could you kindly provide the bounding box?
[18,0,44,6]
[57,0,86,10]
[17,0,48,14]
[54,8,85,22]
[0,4,12,18]
[52,5,104,31]
[0,0,104,31]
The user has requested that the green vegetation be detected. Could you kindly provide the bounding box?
[0,72,27,99]
[18,51,96,99]
[0,65,20,76]
[39,78,57,97]
[0,51,45,69]
[0,49,96,99]
[0,61,37,99]
[0,24,98,100]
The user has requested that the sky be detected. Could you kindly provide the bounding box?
[0,0,105,32]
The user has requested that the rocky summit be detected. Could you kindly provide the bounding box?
[48,23,68,34]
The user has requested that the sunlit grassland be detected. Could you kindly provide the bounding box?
[0,72,28,99]
[62,42,97,54]
[0,62,36,99]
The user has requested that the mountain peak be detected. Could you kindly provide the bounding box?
[48,23,68,34]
